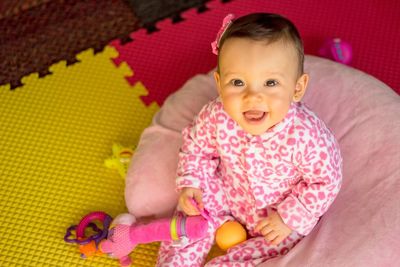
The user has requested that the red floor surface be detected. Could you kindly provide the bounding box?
[111,0,400,105]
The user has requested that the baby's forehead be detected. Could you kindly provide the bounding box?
[222,39,297,59]
[221,38,297,59]
[219,38,300,74]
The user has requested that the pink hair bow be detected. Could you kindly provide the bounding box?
[211,13,235,55]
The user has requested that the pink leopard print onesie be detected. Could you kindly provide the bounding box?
[157,98,342,266]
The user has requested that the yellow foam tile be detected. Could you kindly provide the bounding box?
[0,46,160,266]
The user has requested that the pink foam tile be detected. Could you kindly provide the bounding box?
[111,0,399,106]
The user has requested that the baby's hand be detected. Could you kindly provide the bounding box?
[255,210,293,246]
[178,187,204,216]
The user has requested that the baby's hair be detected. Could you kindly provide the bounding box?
[217,13,304,76]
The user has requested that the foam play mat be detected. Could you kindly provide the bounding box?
[0,0,399,266]
[0,47,160,266]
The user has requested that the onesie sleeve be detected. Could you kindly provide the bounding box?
[277,129,343,236]
[176,101,220,191]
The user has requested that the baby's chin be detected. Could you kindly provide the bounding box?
[237,117,274,136]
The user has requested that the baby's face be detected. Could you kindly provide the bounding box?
[214,38,308,135]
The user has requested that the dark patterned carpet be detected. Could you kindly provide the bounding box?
[0,0,211,88]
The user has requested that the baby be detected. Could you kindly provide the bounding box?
[157,13,342,266]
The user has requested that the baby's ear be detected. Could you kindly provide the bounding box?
[293,73,309,102]
[213,71,222,94]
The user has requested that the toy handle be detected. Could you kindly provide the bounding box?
[76,211,112,239]
[129,215,208,244]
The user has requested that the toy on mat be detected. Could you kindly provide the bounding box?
[64,211,113,258]
[319,38,352,65]
[65,211,209,266]
[104,144,135,178]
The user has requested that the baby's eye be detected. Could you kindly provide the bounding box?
[265,80,278,87]
[231,79,245,87]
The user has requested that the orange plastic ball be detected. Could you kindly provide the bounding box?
[215,221,247,251]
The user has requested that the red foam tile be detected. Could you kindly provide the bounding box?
[111,0,400,105]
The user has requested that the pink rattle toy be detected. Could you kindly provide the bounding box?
[319,38,352,65]
[65,211,209,266]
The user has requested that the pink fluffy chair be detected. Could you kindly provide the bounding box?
[125,55,400,266]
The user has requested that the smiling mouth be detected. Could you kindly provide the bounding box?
[243,110,267,124]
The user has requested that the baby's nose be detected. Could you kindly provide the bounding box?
[244,87,263,101]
